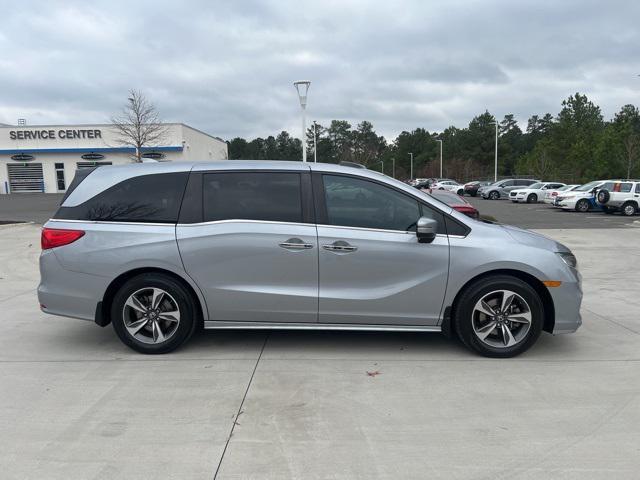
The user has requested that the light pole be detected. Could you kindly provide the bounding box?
[293,80,311,162]
[409,152,414,180]
[435,139,443,177]
[313,120,317,163]
[392,158,395,179]
[375,159,384,174]
[494,122,499,182]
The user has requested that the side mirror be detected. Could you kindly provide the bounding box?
[416,217,438,243]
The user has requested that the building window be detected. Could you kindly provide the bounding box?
[55,163,66,191]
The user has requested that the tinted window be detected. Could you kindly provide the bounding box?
[601,182,615,191]
[620,183,632,193]
[55,173,188,223]
[203,172,302,223]
[323,175,423,231]
[636,184,640,194]
[501,180,514,187]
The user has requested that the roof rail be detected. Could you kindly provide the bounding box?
[339,161,367,169]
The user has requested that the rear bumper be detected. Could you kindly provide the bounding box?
[37,249,108,321]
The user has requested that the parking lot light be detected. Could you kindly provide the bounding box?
[436,139,443,177]
[293,81,311,163]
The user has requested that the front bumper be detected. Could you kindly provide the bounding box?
[548,274,583,334]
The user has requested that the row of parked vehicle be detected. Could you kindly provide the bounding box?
[409,177,640,216]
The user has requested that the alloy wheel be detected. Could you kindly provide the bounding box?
[623,204,636,216]
[472,290,532,348]
[122,287,181,344]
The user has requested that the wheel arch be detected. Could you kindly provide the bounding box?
[444,269,555,334]
[95,267,207,327]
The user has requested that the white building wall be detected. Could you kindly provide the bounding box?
[0,123,228,193]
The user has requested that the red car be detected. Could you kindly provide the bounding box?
[423,188,480,219]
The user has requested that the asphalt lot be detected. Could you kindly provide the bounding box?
[1,220,640,478]
[466,195,640,229]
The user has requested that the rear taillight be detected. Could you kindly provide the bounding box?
[41,228,85,250]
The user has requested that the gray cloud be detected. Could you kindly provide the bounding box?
[0,0,638,140]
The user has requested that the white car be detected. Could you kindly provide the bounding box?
[432,180,463,194]
[509,182,566,203]
[543,184,580,205]
[555,180,618,212]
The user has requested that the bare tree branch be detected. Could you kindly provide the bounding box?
[111,90,169,162]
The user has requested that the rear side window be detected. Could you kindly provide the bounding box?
[620,183,632,193]
[203,172,302,223]
[55,173,188,223]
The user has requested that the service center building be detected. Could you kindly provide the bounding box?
[0,123,228,193]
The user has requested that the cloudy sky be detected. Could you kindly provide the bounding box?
[1,0,638,140]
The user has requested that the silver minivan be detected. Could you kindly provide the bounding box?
[38,161,582,357]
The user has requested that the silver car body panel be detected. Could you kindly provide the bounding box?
[38,161,582,336]
[176,220,319,323]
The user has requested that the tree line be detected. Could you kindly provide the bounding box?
[227,93,640,183]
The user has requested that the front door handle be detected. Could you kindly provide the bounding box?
[279,238,314,250]
[322,241,358,253]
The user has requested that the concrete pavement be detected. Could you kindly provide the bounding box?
[0,223,639,479]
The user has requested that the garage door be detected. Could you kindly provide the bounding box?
[7,163,44,193]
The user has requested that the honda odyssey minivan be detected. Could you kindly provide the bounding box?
[38,161,582,357]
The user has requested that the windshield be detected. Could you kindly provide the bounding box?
[558,185,573,191]
[528,182,543,189]
[575,181,601,192]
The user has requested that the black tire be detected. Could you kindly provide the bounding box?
[457,189,464,195]
[111,273,198,354]
[597,189,610,204]
[526,193,537,204]
[471,192,477,197]
[575,199,590,212]
[602,206,614,214]
[489,191,500,200]
[453,275,544,358]
[621,201,637,217]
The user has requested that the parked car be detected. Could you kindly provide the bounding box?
[509,182,566,203]
[38,161,582,358]
[479,179,540,200]
[427,189,480,219]
[431,179,463,194]
[543,185,580,205]
[464,181,492,197]
[596,180,640,216]
[555,180,617,212]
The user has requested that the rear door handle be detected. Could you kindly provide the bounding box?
[322,241,358,253]
[279,238,314,250]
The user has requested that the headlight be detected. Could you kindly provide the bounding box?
[557,252,577,269]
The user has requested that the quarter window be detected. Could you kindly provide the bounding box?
[54,173,188,223]
[322,175,435,232]
[203,172,302,223]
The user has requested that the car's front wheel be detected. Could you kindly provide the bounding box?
[489,191,500,200]
[453,275,544,358]
[527,193,537,203]
[111,273,198,354]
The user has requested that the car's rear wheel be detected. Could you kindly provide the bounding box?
[575,199,590,212]
[453,275,544,358]
[526,193,537,203]
[622,202,637,216]
[111,273,198,354]
[489,191,500,200]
